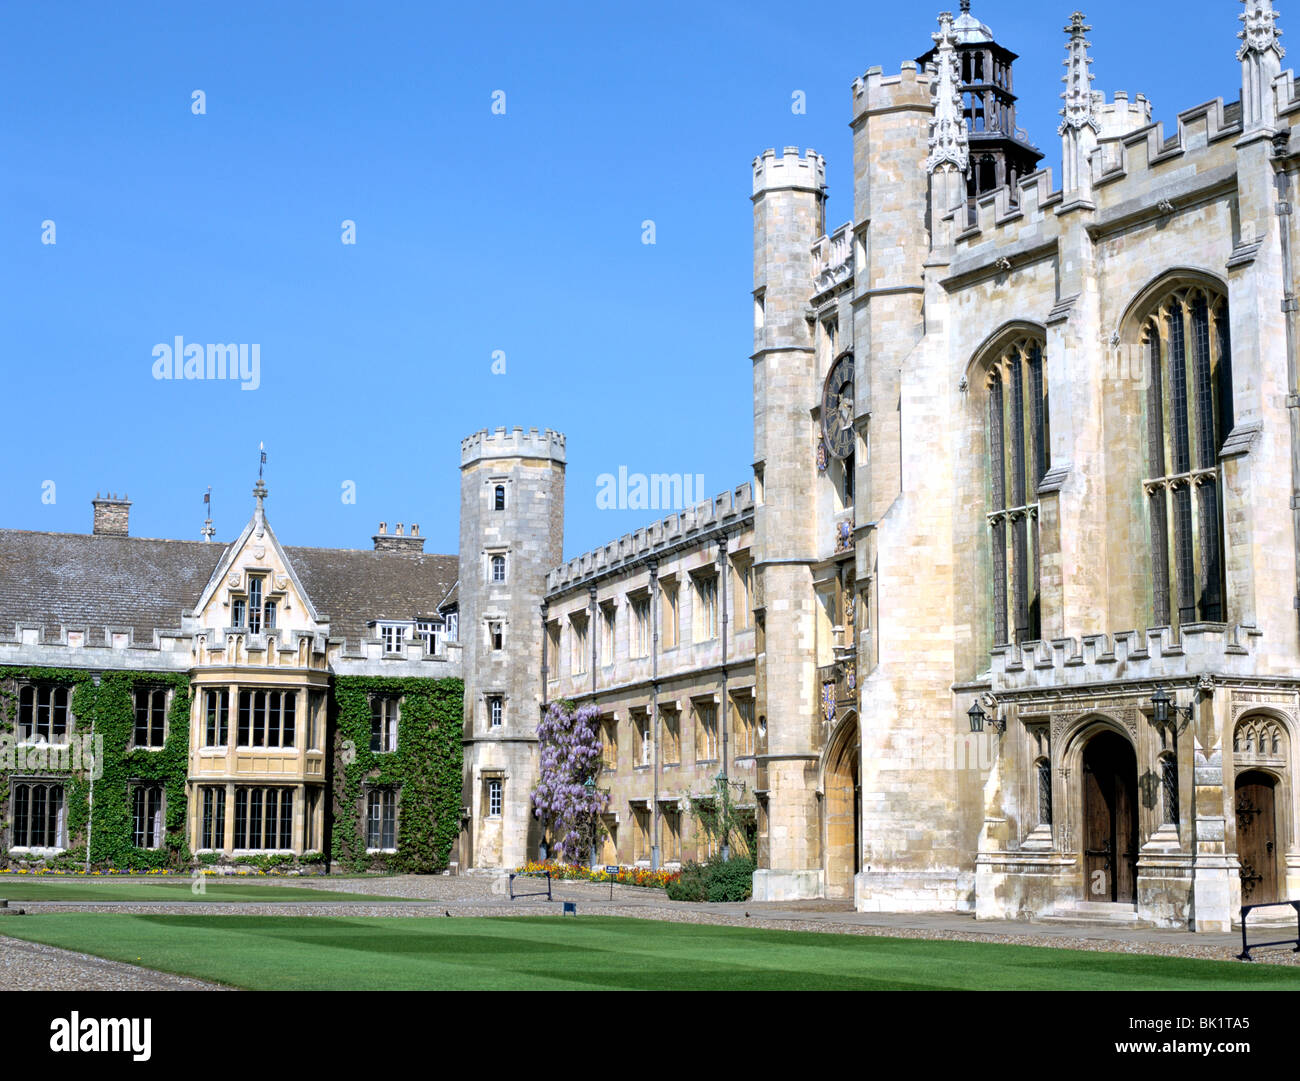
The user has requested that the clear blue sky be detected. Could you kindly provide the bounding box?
[1,0,1245,559]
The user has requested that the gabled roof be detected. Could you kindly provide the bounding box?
[0,529,458,652]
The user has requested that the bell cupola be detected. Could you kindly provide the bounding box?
[917,1,1043,215]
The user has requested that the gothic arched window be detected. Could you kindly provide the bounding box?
[1142,283,1233,626]
[985,333,1049,645]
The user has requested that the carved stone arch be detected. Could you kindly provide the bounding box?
[1059,712,1136,765]
[963,319,1049,389]
[1113,266,1230,345]
[821,709,860,900]
[1060,715,1140,903]
[1233,708,1292,771]
[821,708,859,784]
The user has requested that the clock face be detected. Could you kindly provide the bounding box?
[821,353,855,461]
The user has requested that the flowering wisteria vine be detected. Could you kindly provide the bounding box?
[530,700,609,864]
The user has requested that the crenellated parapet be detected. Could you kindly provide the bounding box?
[948,93,1250,261]
[545,483,753,595]
[0,623,194,671]
[461,426,566,466]
[990,624,1266,694]
[751,147,825,197]
[851,62,932,123]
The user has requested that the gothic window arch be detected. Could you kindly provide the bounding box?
[983,332,1049,645]
[1233,715,1288,767]
[1140,281,1233,626]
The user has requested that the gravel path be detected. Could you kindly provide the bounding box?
[0,935,228,991]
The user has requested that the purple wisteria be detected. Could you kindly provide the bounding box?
[531,701,609,864]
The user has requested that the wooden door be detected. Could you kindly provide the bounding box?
[1236,771,1279,904]
[1082,732,1139,903]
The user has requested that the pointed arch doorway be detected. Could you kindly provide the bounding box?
[1082,731,1138,904]
[824,715,860,900]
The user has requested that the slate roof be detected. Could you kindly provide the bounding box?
[283,545,458,650]
[0,529,458,651]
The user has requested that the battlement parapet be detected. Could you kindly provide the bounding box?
[991,624,1264,694]
[1097,91,1153,140]
[851,61,932,120]
[461,427,567,466]
[1088,96,1240,190]
[954,92,1246,251]
[752,147,826,197]
[0,623,193,672]
[545,483,754,594]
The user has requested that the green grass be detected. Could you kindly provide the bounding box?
[2,914,1297,990]
[0,880,411,903]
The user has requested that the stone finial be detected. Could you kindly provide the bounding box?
[1238,0,1285,60]
[252,478,268,537]
[961,0,970,10]
[926,13,970,174]
[1059,12,1101,135]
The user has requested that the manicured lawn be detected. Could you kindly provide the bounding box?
[0,880,411,903]
[2,914,1297,990]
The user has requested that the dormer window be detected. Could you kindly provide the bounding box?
[380,623,406,653]
[417,620,440,655]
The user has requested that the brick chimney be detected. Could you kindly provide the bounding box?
[92,492,131,536]
[372,521,425,554]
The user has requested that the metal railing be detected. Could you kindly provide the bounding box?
[1237,900,1300,961]
[508,870,552,901]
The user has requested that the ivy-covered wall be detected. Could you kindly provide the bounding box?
[0,667,464,873]
[0,666,191,870]
[330,676,463,873]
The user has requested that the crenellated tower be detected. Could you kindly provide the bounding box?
[459,426,566,869]
[749,147,827,900]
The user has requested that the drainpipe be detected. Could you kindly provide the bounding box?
[1271,129,1300,640]
[718,534,732,860]
[588,584,598,699]
[539,601,549,709]
[718,534,730,781]
[649,558,660,871]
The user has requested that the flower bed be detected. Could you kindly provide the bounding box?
[518,859,679,890]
